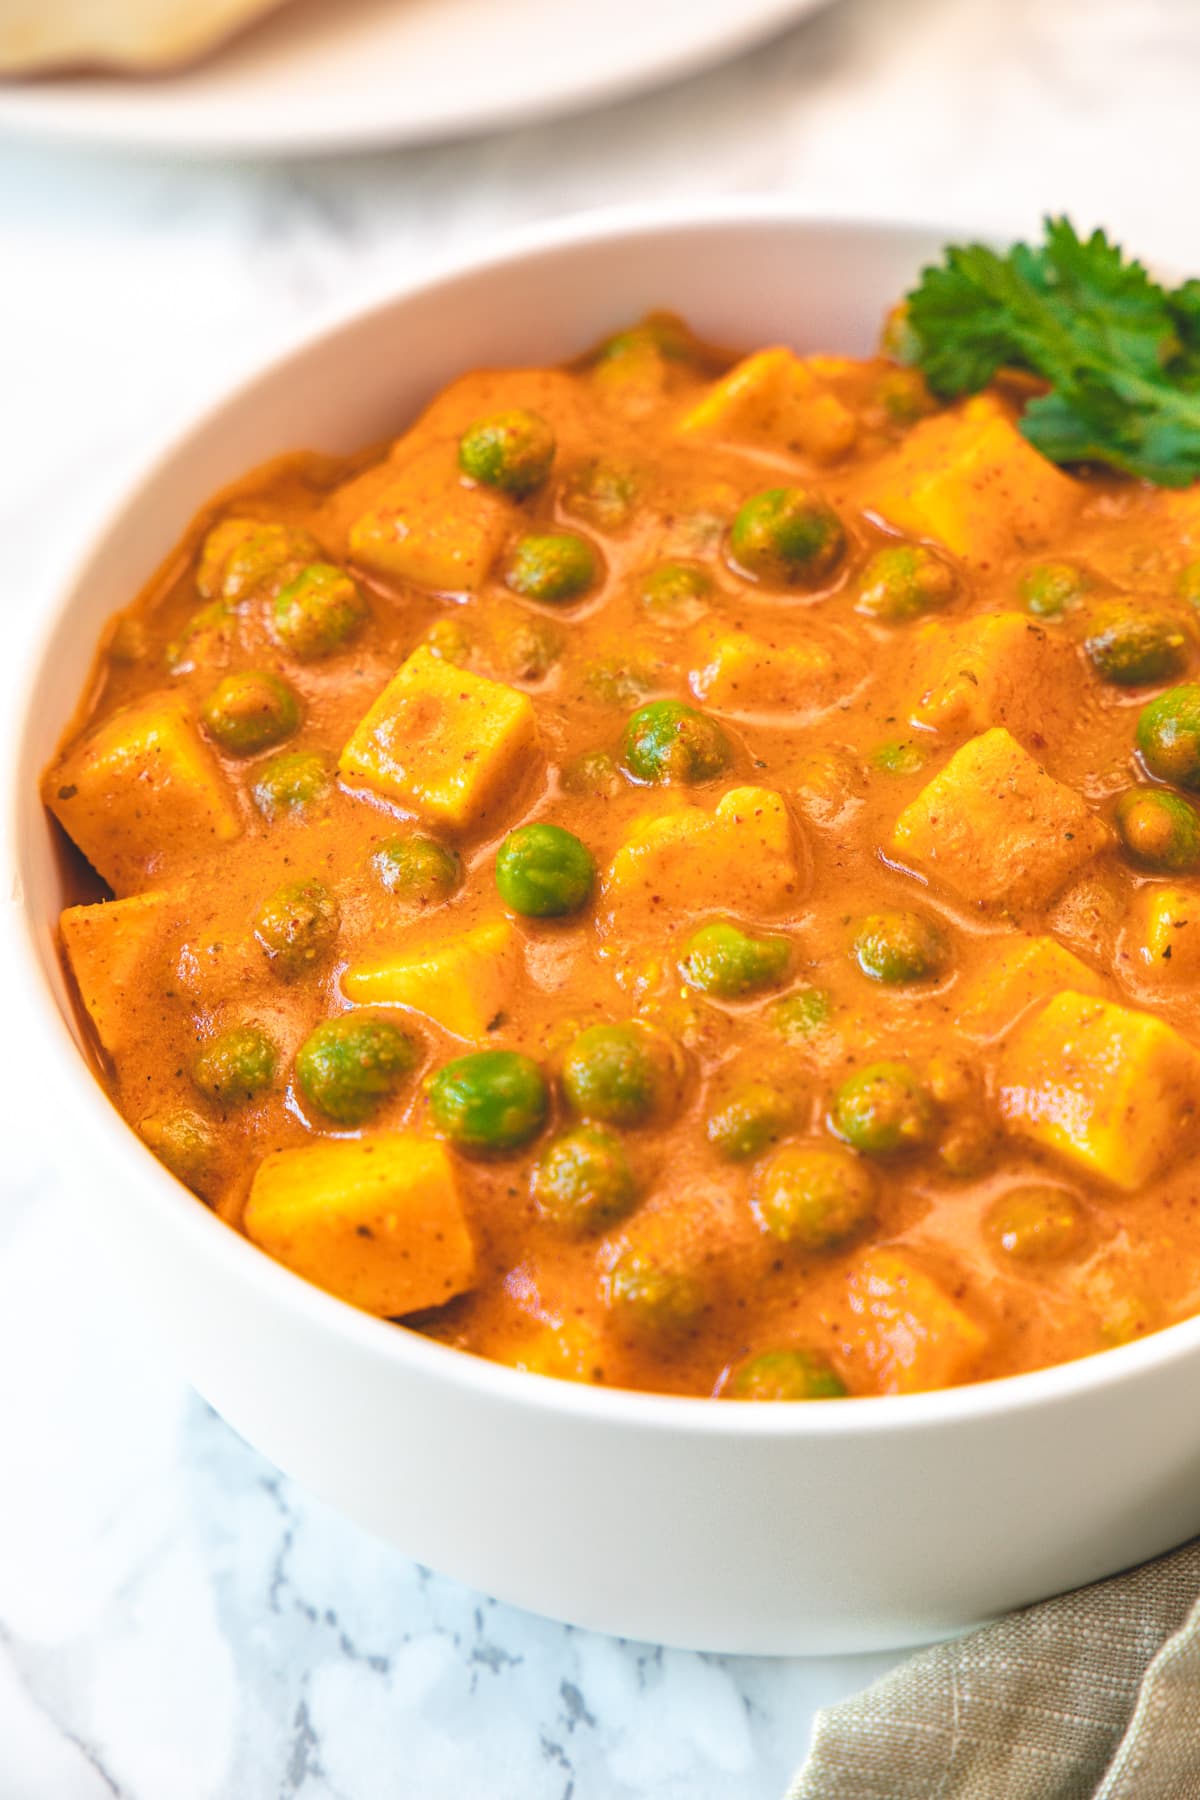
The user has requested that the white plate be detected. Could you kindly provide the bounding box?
[0,0,832,157]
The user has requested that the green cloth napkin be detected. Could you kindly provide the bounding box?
[789,1541,1200,1799]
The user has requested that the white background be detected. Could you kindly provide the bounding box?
[3,0,1199,1793]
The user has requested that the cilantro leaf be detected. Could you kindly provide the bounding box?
[903,217,1200,486]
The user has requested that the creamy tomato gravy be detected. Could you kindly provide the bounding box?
[44,314,1200,1399]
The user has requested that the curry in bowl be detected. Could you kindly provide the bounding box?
[43,269,1200,1402]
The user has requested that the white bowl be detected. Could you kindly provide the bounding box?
[12,205,1200,1655]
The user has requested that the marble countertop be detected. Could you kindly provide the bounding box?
[4,0,1200,1791]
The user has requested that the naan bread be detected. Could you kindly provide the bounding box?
[0,0,292,73]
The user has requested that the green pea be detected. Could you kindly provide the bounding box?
[271,563,367,660]
[597,315,696,365]
[423,615,475,667]
[373,833,461,905]
[495,822,595,918]
[583,655,663,707]
[428,1049,549,1152]
[637,561,712,620]
[252,749,333,821]
[166,599,236,674]
[834,1058,935,1159]
[869,739,928,776]
[561,1022,681,1128]
[728,486,846,588]
[621,699,731,785]
[138,1107,216,1186]
[851,911,947,984]
[679,510,728,549]
[724,1348,847,1401]
[636,992,725,1058]
[505,532,597,604]
[831,1061,936,1156]
[985,1186,1086,1263]
[296,1014,417,1127]
[754,1144,876,1250]
[561,457,639,531]
[938,1114,994,1180]
[855,544,955,622]
[220,526,316,602]
[254,878,340,981]
[678,921,791,999]
[769,987,831,1043]
[193,1024,278,1107]
[560,750,622,799]
[706,1080,792,1161]
[875,367,934,425]
[1019,560,1088,618]
[1136,684,1200,789]
[531,1126,637,1233]
[458,408,556,499]
[604,1245,704,1337]
[492,613,562,682]
[201,670,301,756]
[1084,603,1189,687]
[198,519,320,604]
[1115,788,1200,872]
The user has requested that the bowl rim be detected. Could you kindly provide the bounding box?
[13,194,1200,1442]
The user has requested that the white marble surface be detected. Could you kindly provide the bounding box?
[4,0,1200,1792]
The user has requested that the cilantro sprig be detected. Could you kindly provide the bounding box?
[903,217,1200,486]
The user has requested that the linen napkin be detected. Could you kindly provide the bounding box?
[789,1539,1200,1799]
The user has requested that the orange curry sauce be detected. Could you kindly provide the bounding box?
[42,315,1200,1399]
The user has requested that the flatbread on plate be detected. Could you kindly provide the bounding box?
[0,0,293,73]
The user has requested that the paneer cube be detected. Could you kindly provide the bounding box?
[339,646,539,835]
[602,786,801,926]
[959,934,1105,1036]
[869,395,1079,562]
[678,348,857,462]
[348,443,511,595]
[59,889,177,1058]
[686,619,843,716]
[999,991,1200,1190]
[890,728,1107,912]
[243,1134,476,1317]
[1128,885,1200,984]
[907,611,1080,744]
[45,700,241,895]
[342,918,520,1040]
[842,1249,987,1395]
